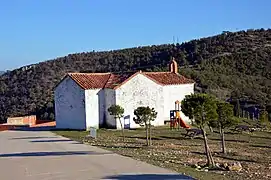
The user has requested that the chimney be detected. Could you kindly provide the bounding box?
[169,57,178,74]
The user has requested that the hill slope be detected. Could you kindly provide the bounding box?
[0,29,271,122]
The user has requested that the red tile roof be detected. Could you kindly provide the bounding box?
[143,72,195,85]
[68,73,111,89]
[104,72,135,89]
[67,71,194,90]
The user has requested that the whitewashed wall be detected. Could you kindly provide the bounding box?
[85,89,101,129]
[97,90,106,127]
[104,89,117,128]
[54,77,86,130]
[116,74,164,129]
[163,83,194,122]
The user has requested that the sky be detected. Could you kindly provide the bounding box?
[0,0,270,70]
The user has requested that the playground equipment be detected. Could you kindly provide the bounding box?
[170,100,190,129]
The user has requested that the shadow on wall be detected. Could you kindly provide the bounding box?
[102,174,195,180]
[0,151,112,158]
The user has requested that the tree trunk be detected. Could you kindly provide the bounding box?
[208,124,213,133]
[122,126,125,142]
[149,123,152,146]
[145,123,149,146]
[201,127,215,167]
[220,128,226,154]
[118,118,125,142]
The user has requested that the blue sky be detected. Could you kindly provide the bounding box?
[0,0,270,70]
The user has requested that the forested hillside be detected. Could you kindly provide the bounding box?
[0,29,271,122]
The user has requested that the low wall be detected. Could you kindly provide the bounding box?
[2,116,55,131]
[30,121,56,127]
[7,115,37,126]
[23,115,37,126]
[0,125,16,131]
[0,121,56,132]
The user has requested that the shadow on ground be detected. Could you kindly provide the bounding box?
[102,174,195,180]
[128,135,201,141]
[215,155,257,163]
[250,135,271,140]
[0,151,112,157]
[29,139,73,143]
[97,144,142,149]
[209,138,249,143]
[250,144,271,149]
[128,136,164,141]
[191,151,257,163]
[12,126,56,131]
[11,136,57,140]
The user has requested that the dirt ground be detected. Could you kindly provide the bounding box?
[55,126,271,180]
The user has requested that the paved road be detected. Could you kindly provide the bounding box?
[0,130,194,180]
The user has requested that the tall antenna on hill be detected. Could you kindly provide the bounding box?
[172,36,179,45]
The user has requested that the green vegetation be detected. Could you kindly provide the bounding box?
[133,106,158,146]
[259,110,270,128]
[108,105,125,141]
[181,94,218,166]
[210,101,239,154]
[54,125,271,180]
[1,29,271,122]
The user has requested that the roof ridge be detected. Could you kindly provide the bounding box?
[104,73,115,88]
[143,71,170,74]
[111,71,137,75]
[144,72,188,77]
[68,72,112,75]
[63,70,194,90]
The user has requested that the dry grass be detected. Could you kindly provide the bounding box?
[54,125,271,180]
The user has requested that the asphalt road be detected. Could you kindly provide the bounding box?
[0,130,194,180]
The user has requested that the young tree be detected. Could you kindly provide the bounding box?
[133,106,157,146]
[210,101,238,154]
[108,105,125,141]
[259,110,270,129]
[234,99,241,118]
[181,94,218,167]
